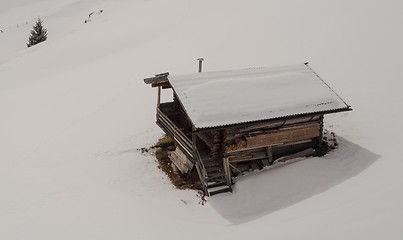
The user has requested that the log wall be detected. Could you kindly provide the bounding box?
[246,122,320,148]
[196,114,324,175]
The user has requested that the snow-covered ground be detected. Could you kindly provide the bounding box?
[1,0,402,239]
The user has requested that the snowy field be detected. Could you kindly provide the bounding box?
[1,0,402,239]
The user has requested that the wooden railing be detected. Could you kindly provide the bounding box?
[156,108,193,159]
[159,102,176,116]
[194,148,209,195]
[157,107,211,195]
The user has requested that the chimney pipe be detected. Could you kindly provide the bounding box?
[197,58,204,72]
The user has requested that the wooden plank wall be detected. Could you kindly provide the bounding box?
[196,114,324,175]
[246,122,320,148]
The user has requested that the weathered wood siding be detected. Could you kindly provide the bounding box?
[169,147,194,174]
[216,114,324,175]
[246,123,320,148]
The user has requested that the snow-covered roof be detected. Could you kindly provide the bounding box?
[168,64,350,129]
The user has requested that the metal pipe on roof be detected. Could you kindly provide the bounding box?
[197,58,204,72]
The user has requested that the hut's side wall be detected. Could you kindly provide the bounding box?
[214,115,324,174]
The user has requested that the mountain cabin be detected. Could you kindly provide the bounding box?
[144,63,351,196]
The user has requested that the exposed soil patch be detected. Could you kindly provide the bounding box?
[141,135,203,191]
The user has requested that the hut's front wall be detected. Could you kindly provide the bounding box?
[227,121,321,151]
[197,115,324,174]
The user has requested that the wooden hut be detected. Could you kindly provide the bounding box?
[144,63,351,196]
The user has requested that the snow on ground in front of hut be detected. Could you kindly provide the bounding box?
[1,0,403,239]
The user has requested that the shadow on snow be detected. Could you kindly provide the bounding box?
[209,137,380,224]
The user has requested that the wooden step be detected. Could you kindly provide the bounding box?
[203,160,220,168]
[205,166,222,173]
[207,171,225,178]
[207,181,227,189]
[207,174,225,182]
[209,186,231,196]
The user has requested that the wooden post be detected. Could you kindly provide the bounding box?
[157,86,161,108]
[192,130,208,195]
[266,146,273,165]
[223,157,231,188]
[317,115,324,147]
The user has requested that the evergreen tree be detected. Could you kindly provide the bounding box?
[27,18,48,48]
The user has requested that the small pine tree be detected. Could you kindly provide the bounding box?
[27,18,48,48]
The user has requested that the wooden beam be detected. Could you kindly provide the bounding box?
[151,82,171,88]
[265,146,273,165]
[155,72,169,77]
[161,83,172,89]
[144,72,169,85]
[223,157,232,189]
[157,86,161,108]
